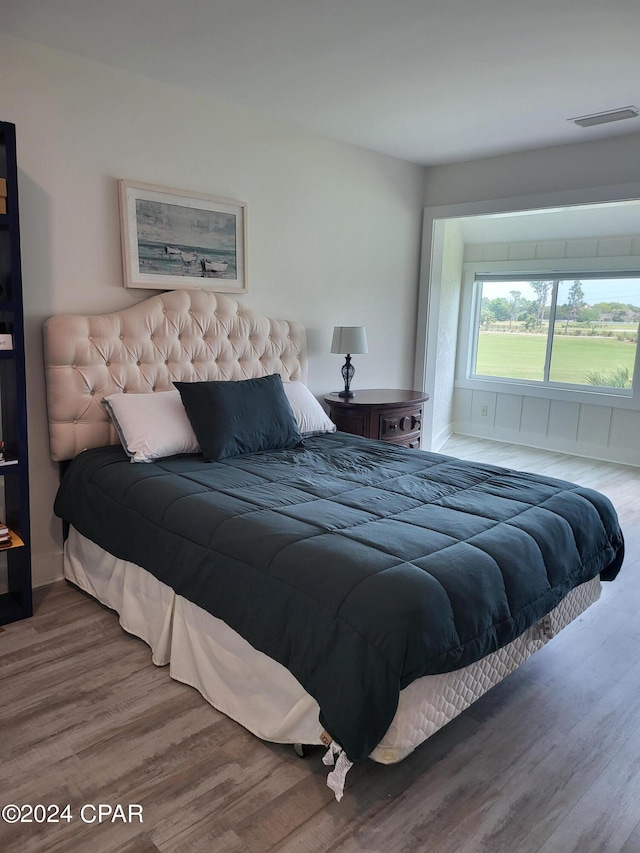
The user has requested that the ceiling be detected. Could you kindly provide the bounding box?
[2,0,640,165]
[456,200,640,244]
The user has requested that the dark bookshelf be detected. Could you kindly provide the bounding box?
[0,120,32,625]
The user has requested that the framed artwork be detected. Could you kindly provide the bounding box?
[118,180,247,292]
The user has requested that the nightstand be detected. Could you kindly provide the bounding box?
[324,389,429,449]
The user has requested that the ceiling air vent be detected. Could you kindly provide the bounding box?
[569,106,640,128]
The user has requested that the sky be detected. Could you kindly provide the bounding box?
[481,278,640,306]
[135,200,236,251]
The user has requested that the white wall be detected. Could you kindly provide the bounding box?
[429,222,463,448]
[424,132,640,207]
[0,32,425,588]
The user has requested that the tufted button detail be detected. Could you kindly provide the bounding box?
[106,361,110,366]
[164,359,169,365]
[90,390,95,396]
[72,364,77,369]
[89,335,93,341]
[120,335,124,340]
[136,361,141,366]
[73,419,78,424]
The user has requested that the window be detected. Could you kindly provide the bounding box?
[471,274,640,395]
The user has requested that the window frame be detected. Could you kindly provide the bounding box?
[457,261,640,410]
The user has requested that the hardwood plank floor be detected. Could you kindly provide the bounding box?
[1,436,638,852]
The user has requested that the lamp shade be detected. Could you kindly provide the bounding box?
[330,326,368,355]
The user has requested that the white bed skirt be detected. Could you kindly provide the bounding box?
[64,527,601,764]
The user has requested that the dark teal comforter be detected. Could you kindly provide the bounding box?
[54,432,624,761]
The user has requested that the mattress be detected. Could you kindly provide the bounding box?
[64,526,602,764]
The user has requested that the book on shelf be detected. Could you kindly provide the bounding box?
[0,440,18,466]
[0,525,12,548]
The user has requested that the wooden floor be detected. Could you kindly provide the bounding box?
[1,436,639,852]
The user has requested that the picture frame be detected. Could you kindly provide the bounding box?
[118,180,247,293]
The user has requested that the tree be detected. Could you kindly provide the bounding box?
[480,307,496,328]
[529,281,551,324]
[488,297,510,321]
[508,290,522,329]
[577,306,600,324]
[564,280,585,333]
[522,300,542,331]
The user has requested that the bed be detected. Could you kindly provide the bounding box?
[43,290,624,799]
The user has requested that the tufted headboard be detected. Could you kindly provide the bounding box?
[43,290,307,461]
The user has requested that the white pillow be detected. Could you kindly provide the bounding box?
[283,381,336,436]
[102,390,200,462]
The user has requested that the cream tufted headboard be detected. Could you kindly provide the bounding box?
[43,290,308,461]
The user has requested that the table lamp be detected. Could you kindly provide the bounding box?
[331,326,368,398]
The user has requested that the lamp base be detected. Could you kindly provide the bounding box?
[340,354,355,398]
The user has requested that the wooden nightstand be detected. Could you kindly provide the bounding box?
[324,389,429,449]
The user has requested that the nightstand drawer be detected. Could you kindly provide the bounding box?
[330,410,368,437]
[379,409,422,442]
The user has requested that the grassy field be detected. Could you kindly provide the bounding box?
[475,332,637,384]
[487,321,638,334]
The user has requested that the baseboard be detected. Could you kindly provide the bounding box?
[452,422,639,467]
[32,549,64,588]
[431,423,453,453]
